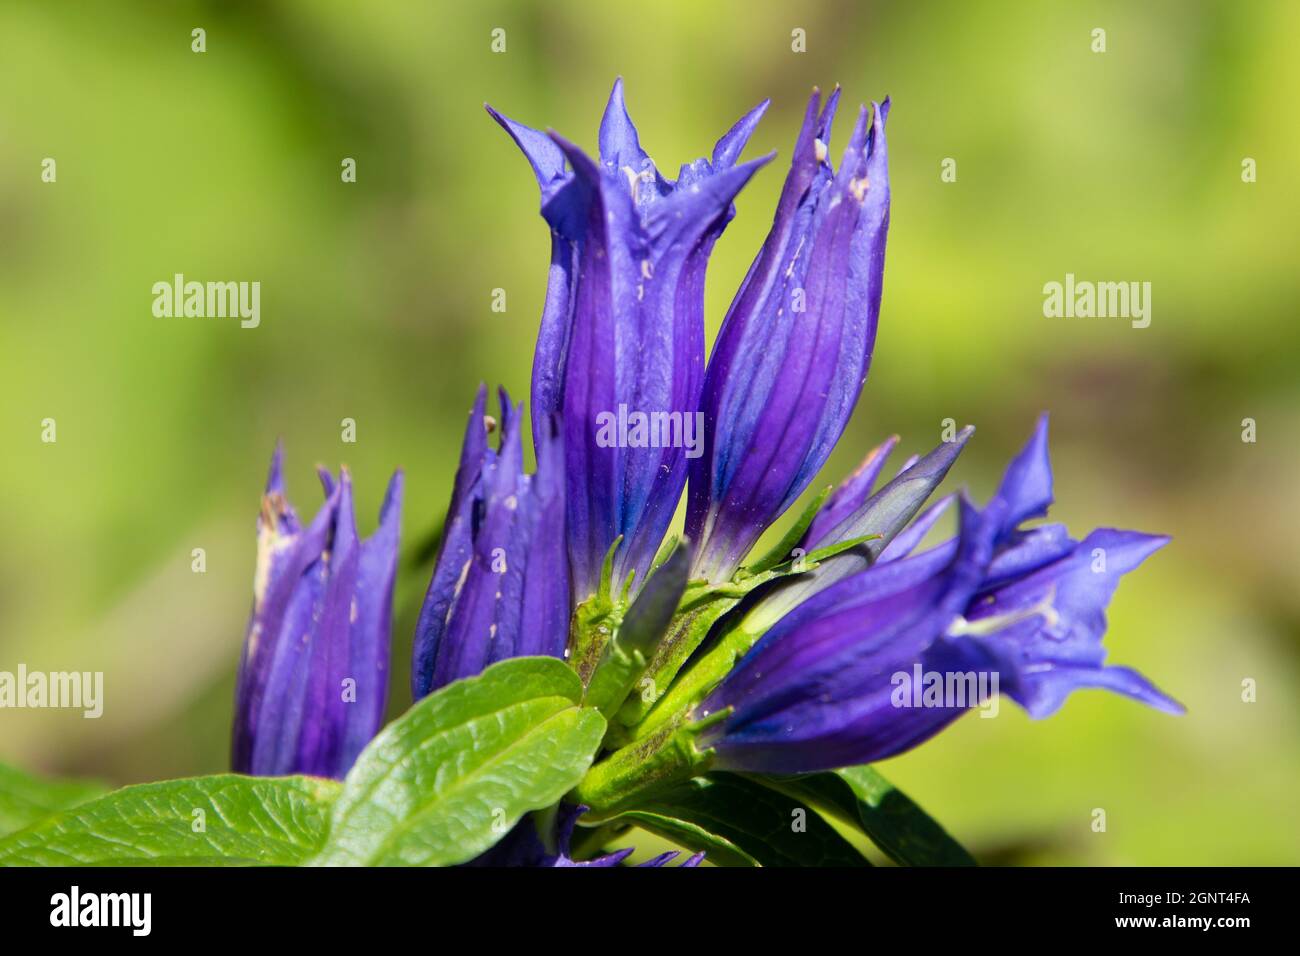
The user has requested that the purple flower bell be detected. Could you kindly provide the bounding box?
[488,79,772,601]
[699,417,1182,774]
[411,386,569,698]
[231,446,402,780]
[686,88,891,582]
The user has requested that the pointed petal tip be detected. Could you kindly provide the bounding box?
[1105,666,1186,717]
[315,464,336,497]
[483,103,517,134]
[851,434,899,474]
[711,98,772,169]
[381,468,405,516]
[728,149,778,181]
[1122,530,1172,559]
[604,75,628,112]
[323,464,347,506]
[546,129,600,176]
[487,107,571,188]
[265,440,286,494]
[1124,670,1186,716]
[483,102,516,132]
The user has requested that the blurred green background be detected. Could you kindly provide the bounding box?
[2,0,1297,865]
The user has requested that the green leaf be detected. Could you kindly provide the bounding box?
[0,762,109,838]
[609,772,870,867]
[313,656,606,866]
[757,766,976,866]
[0,774,339,866]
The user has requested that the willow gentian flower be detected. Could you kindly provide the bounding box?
[698,417,1182,774]
[411,385,569,698]
[231,446,402,780]
[686,88,891,582]
[489,79,771,601]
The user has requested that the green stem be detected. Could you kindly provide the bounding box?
[617,623,759,745]
[582,639,646,719]
[570,719,715,820]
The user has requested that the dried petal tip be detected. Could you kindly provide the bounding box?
[232,446,402,780]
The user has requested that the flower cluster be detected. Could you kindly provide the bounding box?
[231,80,1180,862]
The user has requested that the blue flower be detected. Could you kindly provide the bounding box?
[411,385,569,697]
[232,445,402,779]
[699,417,1182,774]
[686,89,891,582]
[489,79,771,600]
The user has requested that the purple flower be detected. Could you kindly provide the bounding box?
[411,385,569,698]
[469,804,703,867]
[747,427,973,632]
[488,80,771,601]
[686,88,891,582]
[231,445,402,780]
[699,416,1182,774]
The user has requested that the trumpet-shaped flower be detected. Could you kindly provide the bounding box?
[231,446,402,780]
[411,386,569,697]
[686,88,891,582]
[699,417,1181,774]
[489,79,772,600]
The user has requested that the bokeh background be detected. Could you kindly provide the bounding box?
[2,0,1297,865]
